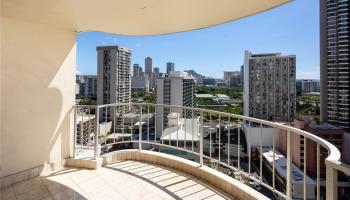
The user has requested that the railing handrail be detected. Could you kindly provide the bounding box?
[74,102,350,200]
[74,102,342,167]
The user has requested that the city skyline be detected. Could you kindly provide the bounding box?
[77,0,320,79]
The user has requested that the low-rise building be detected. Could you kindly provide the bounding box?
[260,147,316,199]
[76,75,97,99]
[296,79,320,94]
[280,119,345,179]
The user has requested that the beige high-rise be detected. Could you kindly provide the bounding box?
[244,51,296,122]
[97,46,132,116]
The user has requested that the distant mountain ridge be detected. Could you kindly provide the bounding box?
[184,70,211,83]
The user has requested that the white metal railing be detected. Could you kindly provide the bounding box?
[73,103,350,200]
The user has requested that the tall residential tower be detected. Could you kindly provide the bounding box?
[156,71,196,137]
[244,51,296,122]
[97,46,132,116]
[320,0,349,129]
[145,57,153,77]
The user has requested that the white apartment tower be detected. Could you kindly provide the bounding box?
[244,51,296,122]
[97,46,132,117]
[156,71,196,137]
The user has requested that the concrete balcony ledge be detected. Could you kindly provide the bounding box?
[67,150,269,200]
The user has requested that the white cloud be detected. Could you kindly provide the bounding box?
[296,67,320,79]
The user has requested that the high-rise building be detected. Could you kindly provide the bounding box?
[244,51,296,122]
[133,64,143,77]
[156,71,196,137]
[296,79,320,94]
[76,75,97,99]
[145,57,153,77]
[83,75,97,99]
[224,71,240,86]
[320,0,350,130]
[153,67,160,75]
[166,62,175,74]
[97,46,132,116]
[150,67,160,89]
[223,71,236,81]
[240,65,244,86]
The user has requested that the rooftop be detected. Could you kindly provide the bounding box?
[161,118,200,141]
[216,94,230,99]
[261,147,315,185]
[195,94,214,98]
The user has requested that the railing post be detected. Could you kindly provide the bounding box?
[139,105,142,151]
[286,130,292,200]
[94,106,100,159]
[73,106,77,157]
[326,162,337,200]
[200,111,204,166]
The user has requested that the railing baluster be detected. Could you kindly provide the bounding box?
[200,111,204,166]
[104,107,107,146]
[122,113,125,141]
[303,136,307,200]
[113,106,116,144]
[176,109,179,148]
[248,121,251,175]
[192,109,194,152]
[169,106,172,146]
[237,119,240,171]
[94,107,100,159]
[73,107,77,157]
[154,105,156,144]
[272,127,275,191]
[81,110,84,148]
[227,116,230,166]
[147,106,150,143]
[259,123,263,183]
[161,105,164,144]
[139,105,142,150]
[209,115,212,159]
[184,108,187,150]
[286,130,292,200]
[326,158,337,200]
[88,108,91,149]
[317,143,320,200]
[131,109,133,135]
[218,115,221,162]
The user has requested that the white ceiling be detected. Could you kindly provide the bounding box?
[2,0,291,35]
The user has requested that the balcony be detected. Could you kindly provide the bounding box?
[2,0,349,200]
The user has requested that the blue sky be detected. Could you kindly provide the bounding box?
[77,0,320,79]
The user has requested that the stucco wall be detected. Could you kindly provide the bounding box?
[1,17,76,176]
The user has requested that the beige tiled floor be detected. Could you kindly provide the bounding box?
[1,161,233,200]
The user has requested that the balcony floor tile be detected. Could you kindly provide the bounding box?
[1,160,233,200]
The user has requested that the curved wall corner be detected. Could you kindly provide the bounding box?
[0,16,76,181]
